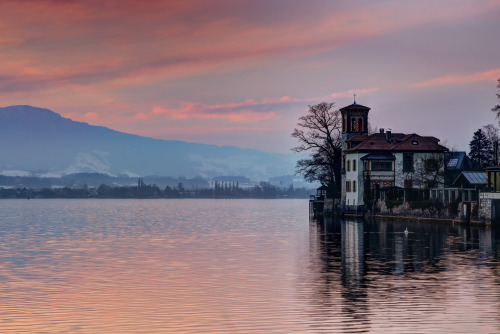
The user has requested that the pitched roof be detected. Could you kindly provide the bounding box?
[445,151,471,170]
[360,152,396,160]
[339,102,371,112]
[452,171,486,186]
[346,132,448,153]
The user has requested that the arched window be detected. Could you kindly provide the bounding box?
[352,160,357,171]
[358,118,363,132]
[347,160,351,171]
[351,118,357,131]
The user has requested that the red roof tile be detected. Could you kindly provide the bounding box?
[346,133,448,153]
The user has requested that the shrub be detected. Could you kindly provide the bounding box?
[386,199,403,210]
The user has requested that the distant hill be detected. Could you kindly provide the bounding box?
[0,105,299,179]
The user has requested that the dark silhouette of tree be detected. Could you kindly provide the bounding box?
[493,77,500,118]
[291,102,342,198]
[469,128,494,170]
[482,124,500,165]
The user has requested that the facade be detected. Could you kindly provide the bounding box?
[340,102,448,209]
[479,167,500,222]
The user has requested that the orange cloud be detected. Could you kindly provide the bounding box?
[84,112,98,120]
[409,68,500,88]
[134,97,296,123]
[2,0,496,97]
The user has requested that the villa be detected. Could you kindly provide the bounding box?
[339,101,448,210]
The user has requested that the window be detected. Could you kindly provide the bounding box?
[447,158,459,168]
[404,179,413,188]
[403,153,414,172]
[347,160,350,172]
[351,118,357,131]
[425,158,438,172]
[346,181,351,192]
[364,160,369,171]
[352,160,357,171]
[371,161,392,171]
[352,180,357,192]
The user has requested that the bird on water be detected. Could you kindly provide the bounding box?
[404,227,409,235]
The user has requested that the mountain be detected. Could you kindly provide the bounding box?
[0,105,300,179]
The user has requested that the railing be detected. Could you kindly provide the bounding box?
[428,188,478,203]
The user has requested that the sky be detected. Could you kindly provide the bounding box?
[1,0,499,154]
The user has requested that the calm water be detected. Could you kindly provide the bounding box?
[0,199,499,333]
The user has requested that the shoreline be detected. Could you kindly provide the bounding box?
[324,212,490,226]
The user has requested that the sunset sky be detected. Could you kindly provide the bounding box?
[1,0,499,153]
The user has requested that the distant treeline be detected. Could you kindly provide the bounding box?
[0,173,212,189]
[0,180,312,199]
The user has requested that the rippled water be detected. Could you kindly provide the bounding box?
[0,199,498,333]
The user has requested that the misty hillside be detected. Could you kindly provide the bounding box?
[0,105,299,179]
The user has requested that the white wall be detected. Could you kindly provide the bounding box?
[345,152,366,206]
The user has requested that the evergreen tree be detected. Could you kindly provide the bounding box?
[469,128,494,170]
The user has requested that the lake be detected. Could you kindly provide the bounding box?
[0,199,499,333]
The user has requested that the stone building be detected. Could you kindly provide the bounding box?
[340,101,448,210]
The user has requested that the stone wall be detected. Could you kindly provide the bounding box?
[375,199,476,221]
[479,198,492,221]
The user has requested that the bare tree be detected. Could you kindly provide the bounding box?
[493,77,500,117]
[291,102,342,197]
[413,153,446,189]
[482,124,499,165]
[399,153,446,190]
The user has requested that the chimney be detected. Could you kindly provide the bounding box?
[380,128,385,134]
[386,130,392,143]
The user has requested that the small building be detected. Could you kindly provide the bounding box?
[316,185,328,200]
[452,171,486,190]
[309,185,329,216]
[479,167,500,223]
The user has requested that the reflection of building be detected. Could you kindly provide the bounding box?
[341,220,364,285]
[340,100,448,209]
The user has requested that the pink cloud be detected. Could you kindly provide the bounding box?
[2,0,495,96]
[134,96,297,122]
[84,112,98,120]
[409,68,500,88]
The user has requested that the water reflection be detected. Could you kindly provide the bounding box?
[309,215,500,333]
[0,199,499,333]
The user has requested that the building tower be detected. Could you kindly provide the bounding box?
[340,95,371,147]
[340,95,370,208]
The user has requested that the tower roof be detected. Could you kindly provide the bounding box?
[339,102,370,112]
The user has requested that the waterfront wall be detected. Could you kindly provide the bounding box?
[372,200,479,222]
[326,198,487,224]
